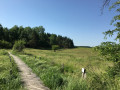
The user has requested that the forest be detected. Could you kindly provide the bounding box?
[0,24,74,49]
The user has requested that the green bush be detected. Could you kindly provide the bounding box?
[0,50,8,55]
[107,62,120,78]
[94,42,120,81]
[0,40,12,49]
[52,45,59,52]
[94,42,120,62]
[13,40,26,52]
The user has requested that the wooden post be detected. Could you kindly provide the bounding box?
[82,68,86,79]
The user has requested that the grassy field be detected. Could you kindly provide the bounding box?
[12,47,117,90]
[24,47,113,74]
[0,49,23,90]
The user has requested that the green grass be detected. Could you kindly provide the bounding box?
[0,49,23,90]
[24,48,113,74]
[12,47,120,90]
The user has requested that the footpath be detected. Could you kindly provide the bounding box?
[9,52,49,90]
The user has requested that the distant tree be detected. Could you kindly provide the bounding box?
[50,34,57,45]
[13,40,26,52]
[3,27,9,41]
[68,39,74,48]
[52,45,59,52]
[39,33,51,48]
[0,40,12,49]
[18,26,24,39]
[33,26,45,34]
[24,27,32,41]
[57,35,63,48]
[9,25,19,44]
[0,24,4,40]
[0,24,74,49]
[28,30,39,48]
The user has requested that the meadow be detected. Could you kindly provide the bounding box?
[12,47,117,90]
[0,49,23,90]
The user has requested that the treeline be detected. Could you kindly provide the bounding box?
[0,24,74,49]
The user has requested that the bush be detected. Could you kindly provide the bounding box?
[0,40,12,49]
[52,45,59,52]
[0,50,8,55]
[94,42,120,62]
[94,42,120,83]
[107,62,120,78]
[13,40,26,52]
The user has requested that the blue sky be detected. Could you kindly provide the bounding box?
[0,0,118,46]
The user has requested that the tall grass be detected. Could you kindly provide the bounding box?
[0,49,23,90]
[12,48,120,90]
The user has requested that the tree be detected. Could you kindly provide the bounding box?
[103,0,111,7]
[33,26,45,34]
[103,0,120,41]
[94,42,120,62]
[0,24,4,40]
[28,30,39,48]
[13,40,26,52]
[0,24,74,49]
[56,35,63,48]
[3,27,9,41]
[9,25,19,44]
[95,0,120,78]
[0,40,12,49]
[50,34,57,45]
[52,45,59,52]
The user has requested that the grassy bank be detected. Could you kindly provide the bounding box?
[12,47,118,90]
[0,49,23,90]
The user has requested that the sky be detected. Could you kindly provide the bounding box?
[0,0,118,46]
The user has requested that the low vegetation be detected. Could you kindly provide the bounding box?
[0,50,23,90]
[12,47,119,90]
[13,40,26,52]
[52,45,59,52]
[0,40,12,49]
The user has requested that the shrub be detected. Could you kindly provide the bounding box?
[94,42,120,62]
[0,50,8,55]
[0,40,12,49]
[13,40,26,52]
[107,62,120,78]
[52,45,59,52]
[94,42,120,79]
